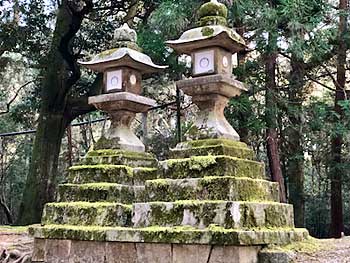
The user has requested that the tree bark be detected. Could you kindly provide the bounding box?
[264,30,287,203]
[17,0,93,225]
[329,0,348,238]
[286,56,305,227]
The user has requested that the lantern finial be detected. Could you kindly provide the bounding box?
[198,0,228,26]
[114,23,137,43]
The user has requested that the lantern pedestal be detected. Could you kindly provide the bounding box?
[177,74,247,141]
[88,92,156,152]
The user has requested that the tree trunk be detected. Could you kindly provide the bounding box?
[17,0,92,225]
[265,32,287,203]
[286,56,305,227]
[0,198,13,224]
[329,0,347,238]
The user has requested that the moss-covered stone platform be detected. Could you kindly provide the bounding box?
[30,139,308,262]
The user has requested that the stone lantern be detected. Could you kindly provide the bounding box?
[167,0,247,141]
[80,24,167,152]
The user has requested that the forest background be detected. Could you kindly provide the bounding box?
[0,0,349,239]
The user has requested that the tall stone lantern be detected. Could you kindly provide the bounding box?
[80,24,166,152]
[167,0,247,141]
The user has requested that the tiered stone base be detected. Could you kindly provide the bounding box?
[30,139,308,263]
[32,239,261,263]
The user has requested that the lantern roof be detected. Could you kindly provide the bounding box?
[166,0,247,54]
[79,24,167,74]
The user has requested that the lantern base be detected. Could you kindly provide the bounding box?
[177,74,246,141]
[89,93,156,152]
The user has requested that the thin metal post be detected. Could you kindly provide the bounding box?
[176,87,182,144]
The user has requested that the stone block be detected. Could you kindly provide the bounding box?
[170,144,255,160]
[132,201,294,229]
[42,202,132,227]
[106,242,137,263]
[209,246,260,263]
[45,239,71,263]
[83,150,157,168]
[136,243,172,263]
[159,155,265,180]
[172,244,211,263]
[58,183,141,203]
[145,177,280,202]
[68,165,157,185]
[32,238,46,262]
[69,240,106,263]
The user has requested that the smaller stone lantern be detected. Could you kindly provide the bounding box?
[167,0,247,141]
[80,24,167,152]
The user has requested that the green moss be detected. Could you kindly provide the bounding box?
[58,183,139,204]
[87,149,155,160]
[0,226,28,233]
[96,48,118,59]
[199,16,227,26]
[42,202,132,227]
[68,165,157,185]
[170,144,255,160]
[201,26,215,37]
[160,155,265,180]
[146,176,279,203]
[198,1,228,19]
[265,237,323,253]
[69,165,133,175]
[29,224,308,245]
[180,139,247,149]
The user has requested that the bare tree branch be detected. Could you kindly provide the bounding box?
[0,80,36,115]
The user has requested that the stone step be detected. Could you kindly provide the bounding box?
[58,183,144,203]
[145,176,280,202]
[29,224,309,246]
[83,149,157,168]
[68,165,158,185]
[42,202,132,227]
[170,141,255,160]
[159,156,265,180]
[132,201,294,229]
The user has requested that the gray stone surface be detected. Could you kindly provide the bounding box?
[176,75,247,141]
[88,93,156,152]
[173,244,211,263]
[136,243,172,263]
[32,239,263,263]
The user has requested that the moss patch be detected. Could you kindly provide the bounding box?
[29,224,308,245]
[265,237,324,253]
[42,202,132,227]
[133,200,293,229]
[179,139,247,149]
[68,165,157,185]
[201,26,215,37]
[199,16,227,26]
[170,144,255,160]
[159,155,265,180]
[58,183,143,204]
[145,176,279,202]
[0,226,28,233]
[198,1,228,19]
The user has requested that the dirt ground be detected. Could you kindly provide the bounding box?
[0,227,33,263]
[293,237,350,263]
